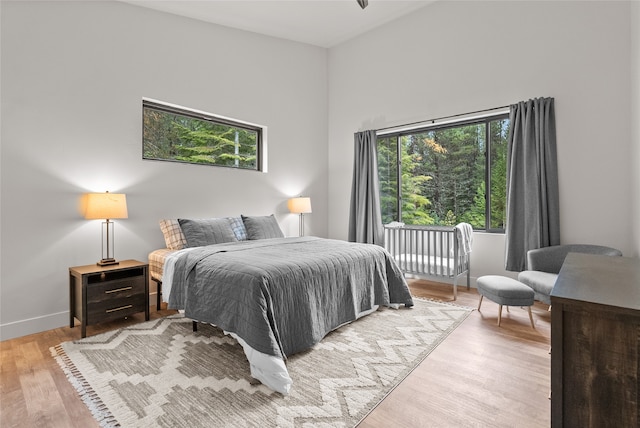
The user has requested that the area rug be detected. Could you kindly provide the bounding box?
[52,299,471,427]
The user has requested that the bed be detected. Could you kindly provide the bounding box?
[149,215,413,395]
[383,222,473,300]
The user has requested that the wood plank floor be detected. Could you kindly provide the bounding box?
[0,279,551,427]
[359,280,551,428]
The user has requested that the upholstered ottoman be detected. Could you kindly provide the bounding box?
[476,275,535,328]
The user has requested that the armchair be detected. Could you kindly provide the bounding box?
[518,244,622,305]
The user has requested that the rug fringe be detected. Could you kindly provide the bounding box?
[50,344,121,427]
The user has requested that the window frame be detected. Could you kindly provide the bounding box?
[142,98,266,172]
[378,112,509,233]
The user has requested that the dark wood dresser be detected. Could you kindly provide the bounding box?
[69,259,149,338]
[550,253,640,427]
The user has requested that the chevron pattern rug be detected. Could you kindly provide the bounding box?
[52,299,471,427]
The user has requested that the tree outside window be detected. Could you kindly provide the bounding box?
[143,99,264,171]
[377,115,509,232]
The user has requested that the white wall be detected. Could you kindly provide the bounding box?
[0,1,328,339]
[328,0,634,281]
[632,1,640,256]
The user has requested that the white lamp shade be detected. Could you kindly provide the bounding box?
[288,197,312,214]
[84,192,128,220]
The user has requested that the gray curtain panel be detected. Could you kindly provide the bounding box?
[505,97,560,271]
[348,130,384,245]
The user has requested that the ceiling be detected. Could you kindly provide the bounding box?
[119,0,435,48]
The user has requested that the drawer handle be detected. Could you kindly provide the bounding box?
[105,286,133,294]
[106,305,133,313]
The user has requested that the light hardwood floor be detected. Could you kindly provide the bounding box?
[360,280,551,428]
[0,279,551,427]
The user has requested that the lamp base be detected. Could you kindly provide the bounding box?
[97,258,119,266]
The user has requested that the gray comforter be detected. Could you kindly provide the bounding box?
[168,237,413,359]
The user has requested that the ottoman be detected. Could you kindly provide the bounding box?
[476,275,535,328]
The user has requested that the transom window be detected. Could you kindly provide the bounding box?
[143,99,265,171]
[377,114,509,232]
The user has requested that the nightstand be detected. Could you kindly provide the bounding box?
[69,260,149,338]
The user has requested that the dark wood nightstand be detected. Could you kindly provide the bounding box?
[69,260,149,338]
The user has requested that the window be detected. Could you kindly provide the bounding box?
[377,114,509,232]
[143,99,265,171]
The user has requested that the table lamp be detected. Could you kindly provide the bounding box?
[84,191,128,266]
[288,196,312,237]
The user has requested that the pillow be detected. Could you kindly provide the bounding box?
[178,218,238,247]
[159,219,187,250]
[227,216,248,241]
[241,214,285,240]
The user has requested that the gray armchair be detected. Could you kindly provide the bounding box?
[518,244,622,305]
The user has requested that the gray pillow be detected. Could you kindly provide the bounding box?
[241,214,284,240]
[178,218,238,247]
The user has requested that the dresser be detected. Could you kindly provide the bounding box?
[69,259,149,338]
[550,253,640,427]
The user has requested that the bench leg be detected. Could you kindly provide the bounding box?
[528,306,535,329]
[498,305,503,326]
[477,294,483,311]
[192,321,198,332]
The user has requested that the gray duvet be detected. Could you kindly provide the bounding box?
[168,237,413,359]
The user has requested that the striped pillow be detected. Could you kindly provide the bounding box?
[227,216,248,241]
[159,219,187,250]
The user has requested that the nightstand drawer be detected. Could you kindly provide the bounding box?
[87,294,147,324]
[87,277,146,304]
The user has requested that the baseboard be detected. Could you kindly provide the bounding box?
[0,311,69,342]
[1,292,161,342]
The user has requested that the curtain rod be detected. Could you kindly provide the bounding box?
[375,105,510,133]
